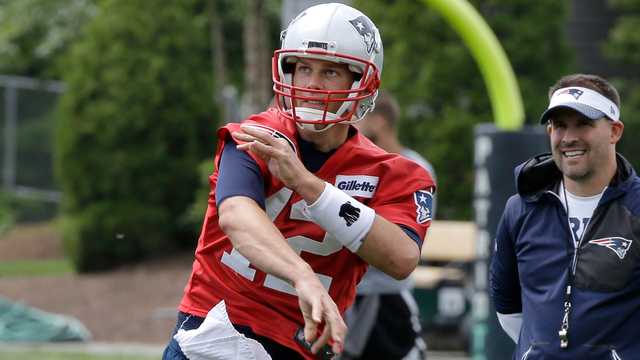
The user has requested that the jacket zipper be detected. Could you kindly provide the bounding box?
[520,345,533,360]
[611,349,623,360]
[547,190,603,349]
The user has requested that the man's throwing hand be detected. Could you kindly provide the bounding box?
[295,273,346,356]
[232,125,313,194]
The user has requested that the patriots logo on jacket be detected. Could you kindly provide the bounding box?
[588,237,632,259]
[349,16,378,54]
[558,88,584,100]
[414,190,433,224]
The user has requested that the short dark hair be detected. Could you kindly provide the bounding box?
[548,73,620,107]
[371,90,400,128]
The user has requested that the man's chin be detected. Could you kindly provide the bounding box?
[562,168,591,182]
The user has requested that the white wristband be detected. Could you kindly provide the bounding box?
[304,182,376,252]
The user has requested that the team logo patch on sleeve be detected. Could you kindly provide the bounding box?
[414,190,433,224]
[588,237,632,259]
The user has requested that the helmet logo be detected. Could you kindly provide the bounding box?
[349,16,378,54]
[307,41,328,50]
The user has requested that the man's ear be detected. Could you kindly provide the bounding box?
[546,122,552,136]
[611,121,624,144]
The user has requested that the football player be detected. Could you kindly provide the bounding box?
[162,3,435,359]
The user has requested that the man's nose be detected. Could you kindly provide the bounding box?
[562,126,580,143]
[305,71,324,90]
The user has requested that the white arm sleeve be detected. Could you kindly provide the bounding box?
[497,312,522,343]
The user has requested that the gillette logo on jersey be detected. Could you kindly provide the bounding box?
[335,175,379,198]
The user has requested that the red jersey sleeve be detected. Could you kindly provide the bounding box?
[369,158,436,244]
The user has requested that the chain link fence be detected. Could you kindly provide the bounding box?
[0,75,64,221]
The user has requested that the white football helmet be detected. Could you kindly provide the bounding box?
[272,3,383,130]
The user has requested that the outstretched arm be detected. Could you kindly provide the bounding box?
[218,195,346,355]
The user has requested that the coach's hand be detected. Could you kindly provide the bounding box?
[295,272,346,355]
[232,125,325,203]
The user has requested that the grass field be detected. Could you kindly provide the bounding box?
[0,352,156,360]
[0,258,73,277]
[0,343,162,360]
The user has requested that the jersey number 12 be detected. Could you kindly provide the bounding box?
[221,187,342,296]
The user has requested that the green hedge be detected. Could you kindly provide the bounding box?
[61,201,171,271]
[55,0,215,272]
[605,0,640,170]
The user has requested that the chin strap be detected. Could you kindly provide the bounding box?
[296,122,336,133]
[292,107,340,133]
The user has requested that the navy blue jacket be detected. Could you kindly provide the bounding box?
[490,153,640,360]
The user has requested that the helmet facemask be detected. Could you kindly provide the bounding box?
[272,49,380,131]
[272,3,383,132]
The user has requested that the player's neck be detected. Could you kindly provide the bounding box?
[298,124,349,152]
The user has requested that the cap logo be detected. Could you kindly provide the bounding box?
[544,86,621,123]
[558,88,584,100]
[349,16,378,54]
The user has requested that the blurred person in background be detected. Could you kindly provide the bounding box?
[490,73,640,359]
[339,90,436,360]
[162,3,435,360]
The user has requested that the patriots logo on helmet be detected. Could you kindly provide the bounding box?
[558,88,584,100]
[349,16,378,54]
[414,190,433,224]
[588,237,632,259]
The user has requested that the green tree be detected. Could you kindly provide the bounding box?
[605,0,640,168]
[355,0,572,219]
[0,0,98,78]
[56,0,215,272]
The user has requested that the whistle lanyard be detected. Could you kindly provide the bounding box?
[558,181,594,349]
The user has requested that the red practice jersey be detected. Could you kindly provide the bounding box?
[179,108,435,358]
